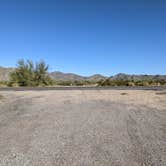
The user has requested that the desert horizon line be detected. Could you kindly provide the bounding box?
[0,64,165,77]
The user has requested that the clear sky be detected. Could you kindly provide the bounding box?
[0,0,165,76]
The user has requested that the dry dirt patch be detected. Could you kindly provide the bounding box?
[0,90,165,166]
[0,94,4,100]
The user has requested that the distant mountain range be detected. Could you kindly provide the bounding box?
[50,71,106,81]
[0,67,107,81]
[0,67,166,82]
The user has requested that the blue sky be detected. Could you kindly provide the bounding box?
[0,0,165,76]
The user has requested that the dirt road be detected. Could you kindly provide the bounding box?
[0,90,165,166]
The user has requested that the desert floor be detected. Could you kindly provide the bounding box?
[0,89,166,166]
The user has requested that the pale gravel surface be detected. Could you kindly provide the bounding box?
[0,90,166,166]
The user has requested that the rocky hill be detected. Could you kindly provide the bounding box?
[50,72,107,81]
[50,71,86,81]
[88,74,106,81]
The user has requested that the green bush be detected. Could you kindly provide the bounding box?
[9,59,54,87]
[0,81,9,87]
[97,78,166,87]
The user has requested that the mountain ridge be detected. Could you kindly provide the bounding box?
[0,67,166,81]
[0,67,107,81]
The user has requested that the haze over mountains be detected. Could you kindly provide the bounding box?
[0,67,166,82]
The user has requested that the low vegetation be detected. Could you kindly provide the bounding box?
[54,80,98,86]
[0,81,8,87]
[0,59,166,87]
[97,78,166,87]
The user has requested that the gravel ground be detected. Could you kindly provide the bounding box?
[0,90,165,166]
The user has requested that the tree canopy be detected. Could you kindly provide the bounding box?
[9,59,53,87]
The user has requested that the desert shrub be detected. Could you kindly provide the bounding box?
[97,78,166,87]
[98,79,131,86]
[72,80,82,86]
[55,81,72,86]
[9,59,53,87]
[9,60,35,86]
[54,80,98,86]
[127,82,135,86]
[158,80,166,86]
[34,61,54,86]
[84,80,98,86]
[0,81,9,87]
